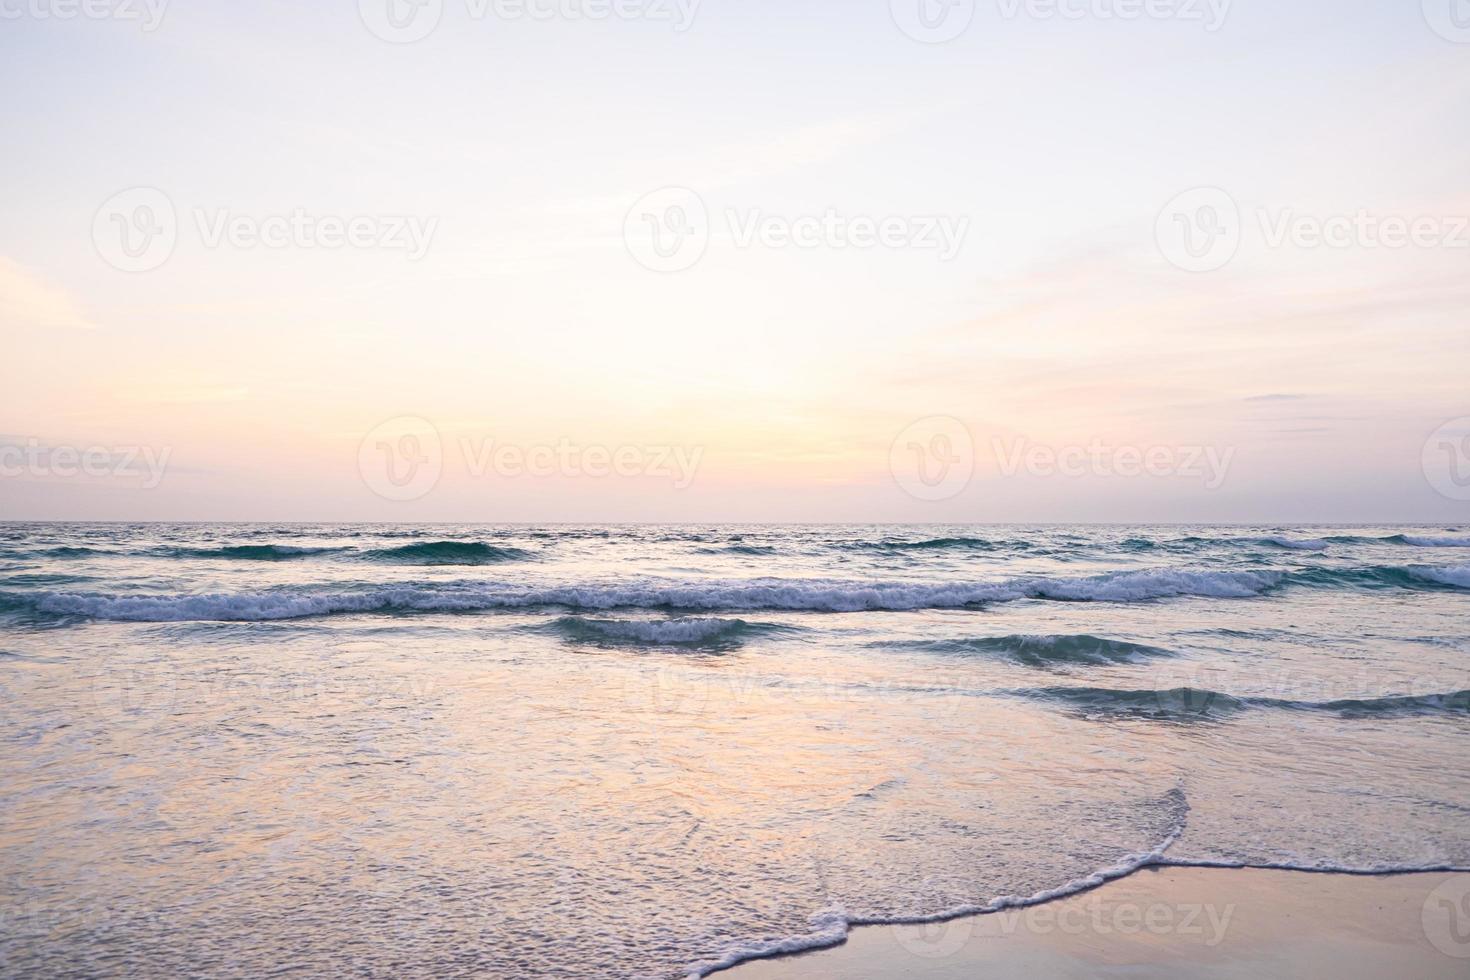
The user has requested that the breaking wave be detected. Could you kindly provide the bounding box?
[7,560,1466,624]
[0,568,1289,623]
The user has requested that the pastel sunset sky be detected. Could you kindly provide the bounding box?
[3,0,1467,521]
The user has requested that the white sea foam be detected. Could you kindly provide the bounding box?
[687,793,1191,978]
[684,789,1470,980]
[1409,564,1470,588]
[1399,535,1470,548]
[13,568,1286,622]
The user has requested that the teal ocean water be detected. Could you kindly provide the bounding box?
[2,523,1468,976]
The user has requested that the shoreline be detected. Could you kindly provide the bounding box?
[716,865,1470,979]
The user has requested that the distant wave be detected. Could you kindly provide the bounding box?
[843,537,1004,553]
[875,633,1175,667]
[168,544,343,561]
[7,540,535,564]
[1293,563,1470,591]
[20,546,109,559]
[1174,535,1328,551]
[547,616,791,649]
[360,541,534,565]
[697,544,778,557]
[1023,685,1470,721]
[1323,533,1470,548]
[1388,534,1470,548]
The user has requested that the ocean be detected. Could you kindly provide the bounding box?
[2,522,1468,977]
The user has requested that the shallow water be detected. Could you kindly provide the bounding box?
[2,523,1468,977]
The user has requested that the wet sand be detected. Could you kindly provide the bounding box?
[725,867,1470,979]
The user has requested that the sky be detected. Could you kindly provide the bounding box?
[2,0,1468,522]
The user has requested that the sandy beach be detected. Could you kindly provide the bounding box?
[726,868,1470,979]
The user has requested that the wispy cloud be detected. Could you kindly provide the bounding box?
[0,258,94,331]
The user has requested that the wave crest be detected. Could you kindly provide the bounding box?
[361,541,533,565]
